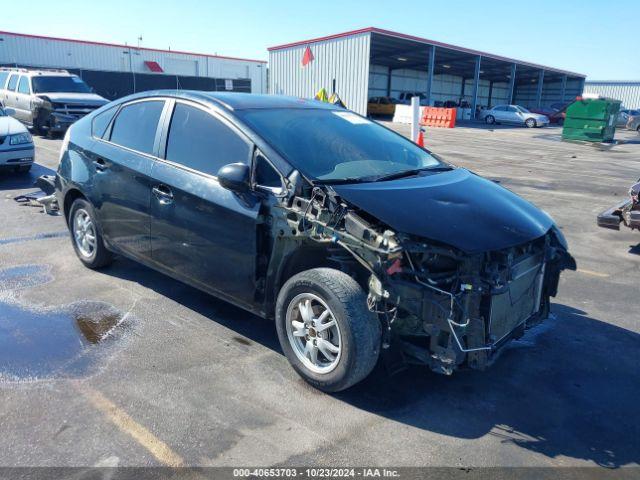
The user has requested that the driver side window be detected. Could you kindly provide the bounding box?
[165,103,251,176]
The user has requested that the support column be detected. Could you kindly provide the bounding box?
[487,81,494,108]
[560,74,567,103]
[386,67,392,97]
[425,45,436,106]
[471,55,482,119]
[535,70,545,108]
[507,63,517,104]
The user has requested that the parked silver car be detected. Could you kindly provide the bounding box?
[0,105,34,172]
[625,113,640,133]
[480,105,549,128]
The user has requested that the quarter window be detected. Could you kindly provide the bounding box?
[165,103,250,176]
[109,100,164,155]
[92,105,118,139]
[17,76,30,94]
[7,75,18,91]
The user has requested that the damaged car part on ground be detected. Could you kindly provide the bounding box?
[53,91,576,392]
[597,179,640,232]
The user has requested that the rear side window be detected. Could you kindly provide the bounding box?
[17,76,30,94]
[109,100,164,155]
[0,72,8,89]
[165,103,250,176]
[7,75,18,91]
[92,105,117,138]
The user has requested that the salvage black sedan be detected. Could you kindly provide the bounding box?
[55,91,575,392]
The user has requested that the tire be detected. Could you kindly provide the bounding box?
[485,115,495,125]
[275,268,381,392]
[636,125,640,135]
[16,165,31,173]
[68,198,113,269]
[525,118,537,128]
[32,118,47,136]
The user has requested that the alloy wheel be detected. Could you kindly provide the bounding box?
[285,293,342,374]
[73,209,97,258]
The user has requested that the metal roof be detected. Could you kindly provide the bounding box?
[268,27,585,78]
[0,30,267,64]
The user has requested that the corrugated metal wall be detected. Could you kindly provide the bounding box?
[0,32,267,93]
[269,32,371,115]
[584,82,640,109]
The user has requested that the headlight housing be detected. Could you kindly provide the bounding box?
[9,132,32,145]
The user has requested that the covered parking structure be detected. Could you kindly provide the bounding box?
[268,28,585,117]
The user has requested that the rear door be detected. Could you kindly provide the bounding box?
[149,99,260,306]
[15,76,32,123]
[492,105,507,122]
[505,106,522,124]
[3,74,19,111]
[88,98,167,261]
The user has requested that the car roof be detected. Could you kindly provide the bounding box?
[0,68,74,77]
[121,90,341,111]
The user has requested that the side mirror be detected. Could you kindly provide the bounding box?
[217,163,250,193]
[3,107,16,116]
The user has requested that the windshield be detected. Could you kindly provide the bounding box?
[32,76,92,94]
[516,106,530,113]
[237,108,442,182]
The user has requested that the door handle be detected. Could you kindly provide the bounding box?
[93,157,108,171]
[152,184,173,204]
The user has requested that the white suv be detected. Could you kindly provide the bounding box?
[0,68,108,136]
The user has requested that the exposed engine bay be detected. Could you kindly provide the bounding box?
[266,178,576,375]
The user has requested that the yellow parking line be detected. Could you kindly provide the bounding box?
[75,384,184,467]
[576,268,610,278]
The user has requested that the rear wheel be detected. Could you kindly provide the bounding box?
[485,115,495,125]
[525,118,537,128]
[636,125,640,135]
[69,198,113,269]
[276,268,381,392]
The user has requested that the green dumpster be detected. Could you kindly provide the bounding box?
[562,97,621,143]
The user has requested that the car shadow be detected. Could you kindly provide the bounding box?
[0,162,56,192]
[103,258,639,468]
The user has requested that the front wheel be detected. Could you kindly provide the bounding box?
[525,118,537,128]
[276,268,381,392]
[485,115,495,125]
[69,198,113,269]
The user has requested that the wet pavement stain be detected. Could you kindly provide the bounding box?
[232,336,252,346]
[0,264,53,290]
[0,300,130,382]
[0,264,132,382]
[0,230,68,246]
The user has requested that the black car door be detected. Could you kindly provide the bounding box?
[89,98,167,261]
[149,100,260,307]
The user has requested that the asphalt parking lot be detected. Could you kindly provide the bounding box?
[1,124,639,470]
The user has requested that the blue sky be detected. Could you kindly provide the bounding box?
[2,0,637,79]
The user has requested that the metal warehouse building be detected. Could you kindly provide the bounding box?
[0,30,267,98]
[269,27,586,117]
[584,81,640,109]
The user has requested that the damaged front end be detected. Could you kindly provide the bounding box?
[277,183,576,376]
[597,179,640,232]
